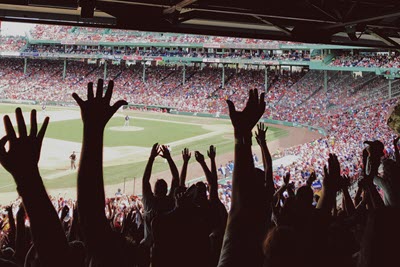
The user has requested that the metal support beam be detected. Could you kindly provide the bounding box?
[389,79,392,98]
[143,63,146,83]
[222,64,225,88]
[264,67,268,91]
[63,59,67,80]
[182,64,186,85]
[23,58,27,75]
[103,60,108,81]
[324,70,328,93]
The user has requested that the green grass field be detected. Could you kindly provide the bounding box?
[0,104,289,193]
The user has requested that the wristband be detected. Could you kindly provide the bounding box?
[235,135,252,145]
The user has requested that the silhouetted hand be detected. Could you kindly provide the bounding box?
[306,171,317,186]
[339,175,351,190]
[160,145,172,159]
[394,136,400,164]
[0,109,49,180]
[195,151,205,163]
[149,143,160,160]
[255,122,268,145]
[284,172,290,186]
[227,89,265,137]
[72,79,127,131]
[207,145,216,160]
[323,153,341,193]
[182,148,191,163]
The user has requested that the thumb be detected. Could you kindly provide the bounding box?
[226,100,236,117]
[111,100,128,114]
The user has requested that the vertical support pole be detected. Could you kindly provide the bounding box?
[182,64,186,85]
[222,64,225,88]
[142,63,146,83]
[324,70,328,93]
[389,79,392,98]
[103,60,108,81]
[264,67,268,91]
[24,58,27,75]
[63,59,67,80]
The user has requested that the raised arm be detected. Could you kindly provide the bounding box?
[14,204,27,265]
[0,108,70,266]
[195,150,216,200]
[143,143,160,198]
[255,123,274,199]
[316,154,340,212]
[160,145,180,197]
[72,79,127,261]
[394,136,400,164]
[179,148,191,187]
[218,89,266,267]
[340,175,356,216]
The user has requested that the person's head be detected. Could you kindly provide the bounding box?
[193,182,207,206]
[263,226,297,267]
[174,186,189,208]
[295,186,314,209]
[154,179,168,197]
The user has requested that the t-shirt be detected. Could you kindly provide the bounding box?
[70,154,76,161]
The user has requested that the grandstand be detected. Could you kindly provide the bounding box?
[0,24,397,196]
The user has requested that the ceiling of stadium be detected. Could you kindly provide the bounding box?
[1,0,400,48]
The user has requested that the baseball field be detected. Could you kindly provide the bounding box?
[0,103,321,203]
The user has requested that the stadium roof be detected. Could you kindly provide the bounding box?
[1,0,400,49]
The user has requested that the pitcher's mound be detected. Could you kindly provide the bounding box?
[109,126,144,132]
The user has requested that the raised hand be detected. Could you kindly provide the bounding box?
[0,108,49,180]
[255,122,268,145]
[207,145,216,160]
[323,153,341,192]
[195,151,205,163]
[317,153,341,211]
[182,148,191,163]
[72,79,127,131]
[284,172,291,185]
[339,175,351,190]
[306,171,317,187]
[226,89,265,137]
[150,143,160,159]
[394,136,400,164]
[160,145,172,159]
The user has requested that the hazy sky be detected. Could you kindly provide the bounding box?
[1,21,36,36]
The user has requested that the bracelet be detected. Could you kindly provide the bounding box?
[235,135,252,145]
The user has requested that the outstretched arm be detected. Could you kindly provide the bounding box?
[317,154,340,212]
[143,143,159,199]
[14,204,27,264]
[195,150,218,201]
[160,145,180,196]
[0,109,69,266]
[73,80,127,260]
[218,89,266,267]
[179,148,191,187]
[255,123,274,200]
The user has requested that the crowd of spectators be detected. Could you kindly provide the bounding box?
[0,36,26,52]
[28,24,299,46]
[0,82,398,267]
[331,52,400,68]
[22,43,310,62]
